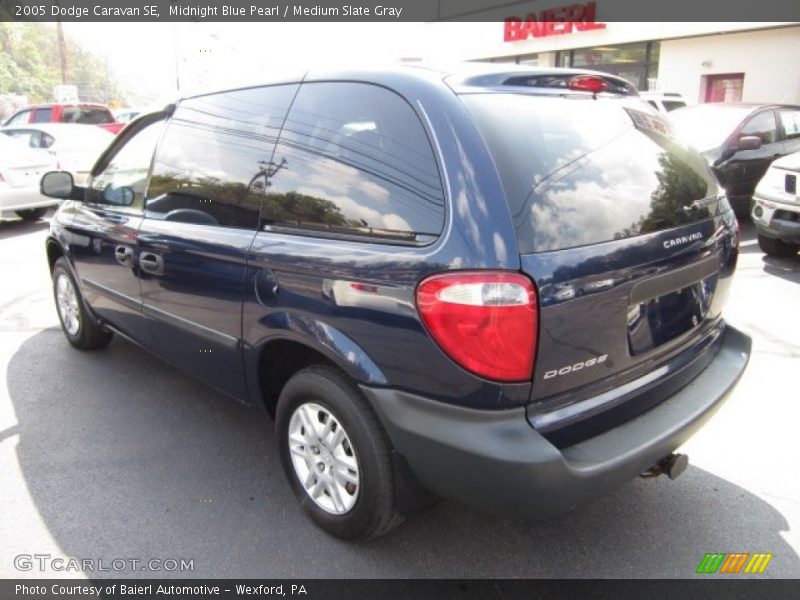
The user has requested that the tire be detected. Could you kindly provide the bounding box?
[16,207,47,221]
[52,257,113,350]
[758,234,799,258]
[276,364,403,541]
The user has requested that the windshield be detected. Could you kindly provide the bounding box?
[461,93,721,253]
[669,105,752,152]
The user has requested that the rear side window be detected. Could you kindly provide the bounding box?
[779,109,800,140]
[2,130,45,148]
[33,108,53,123]
[146,84,298,229]
[61,107,114,124]
[462,94,719,253]
[265,82,444,244]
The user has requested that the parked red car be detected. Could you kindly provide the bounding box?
[2,103,125,135]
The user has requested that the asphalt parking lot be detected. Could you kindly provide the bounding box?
[1,211,798,579]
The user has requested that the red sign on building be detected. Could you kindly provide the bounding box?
[504,2,606,42]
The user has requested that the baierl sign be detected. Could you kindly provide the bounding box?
[504,1,605,41]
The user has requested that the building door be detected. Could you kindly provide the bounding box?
[705,74,744,103]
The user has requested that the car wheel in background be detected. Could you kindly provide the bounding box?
[15,207,47,221]
[275,364,403,541]
[52,257,113,350]
[757,234,799,258]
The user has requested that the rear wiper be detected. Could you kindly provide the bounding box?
[682,195,720,213]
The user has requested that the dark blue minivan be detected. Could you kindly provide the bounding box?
[41,65,751,540]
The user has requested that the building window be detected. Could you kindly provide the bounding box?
[515,53,539,66]
[554,42,660,91]
[485,53,539,66]
[704,73,744,103]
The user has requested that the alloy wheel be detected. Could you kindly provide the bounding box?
[287,402,360,515]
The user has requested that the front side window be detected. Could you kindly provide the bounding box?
[264,82,445,243]
[6,110,31,126]
[741,110,778,144]
[87,120,164,210]
[145,84,298,229]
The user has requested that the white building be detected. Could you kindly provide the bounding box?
[415,20,800,104]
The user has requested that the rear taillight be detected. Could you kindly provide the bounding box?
[416,271,538,382]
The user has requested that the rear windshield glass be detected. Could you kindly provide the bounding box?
[663,100,686,112]
[61,107,113,124]
[461,94,720,253]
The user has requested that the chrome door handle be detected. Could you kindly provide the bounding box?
[114,245,134,267]
[139,252,164,276]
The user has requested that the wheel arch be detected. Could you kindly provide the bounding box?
[245,315,388,417]
[45,236,66,273]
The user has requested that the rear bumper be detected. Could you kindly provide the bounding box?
[361,324,750,519]
[0,184,59,213]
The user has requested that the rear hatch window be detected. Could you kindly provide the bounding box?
[61,107,114,125]
[460,94,722,253]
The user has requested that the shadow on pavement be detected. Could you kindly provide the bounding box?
[6,329,800,578]
[0,217,50,242]
[736,220,800,280]
[762,258,800,284]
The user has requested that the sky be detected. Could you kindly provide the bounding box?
[62,22,429,106]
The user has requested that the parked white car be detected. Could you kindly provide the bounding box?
[752,151,800,257]
[640,92,688,113]
[0,134,59,221]
[0,123,113,186]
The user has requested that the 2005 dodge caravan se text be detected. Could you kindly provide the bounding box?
[41,65,751,540]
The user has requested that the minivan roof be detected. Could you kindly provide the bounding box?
[179,63,641,102]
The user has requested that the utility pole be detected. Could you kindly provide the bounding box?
[172,23,182,93]
[56,20,68,85]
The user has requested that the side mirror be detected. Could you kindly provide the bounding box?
[40,171,74,199]
[736,135,762,151]
[102,184,135,206]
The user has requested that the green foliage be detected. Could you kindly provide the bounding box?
[0,22,125,105]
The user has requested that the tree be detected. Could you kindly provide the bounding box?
[0,21,127,115]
